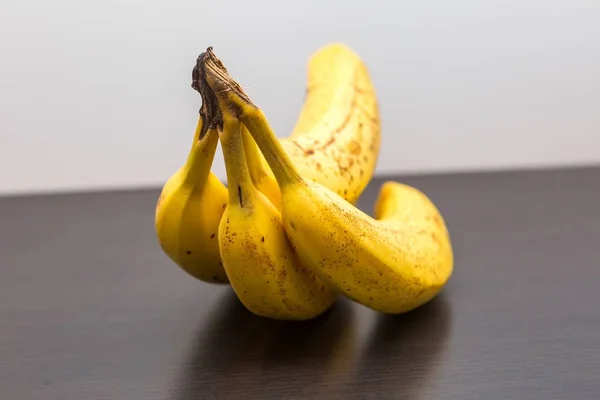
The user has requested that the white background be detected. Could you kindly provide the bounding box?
[1,0,599,195]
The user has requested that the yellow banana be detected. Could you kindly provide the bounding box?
[156,43,380,284]
[254,42,381,204]
[154,115,229,283]
[217,111,337,320]
[201,49,454,314]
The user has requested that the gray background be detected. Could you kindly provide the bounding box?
[1,0,599,195]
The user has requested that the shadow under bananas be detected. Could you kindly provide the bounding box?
[344,293,453,400]
[170,290,358,400]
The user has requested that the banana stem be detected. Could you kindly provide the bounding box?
[220,116,255,208]
[182,115,219,187]
[190,46,304,189]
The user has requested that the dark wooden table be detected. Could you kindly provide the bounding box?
[1,166,599,400]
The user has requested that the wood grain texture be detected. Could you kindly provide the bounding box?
[1,166,599,400]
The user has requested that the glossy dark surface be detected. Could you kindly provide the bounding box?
[1,166,599,400]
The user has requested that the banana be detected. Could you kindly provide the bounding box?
[200,48,454,314]
[156,43,380,284]
[154,115,229,283]
[255,42,381,204]
[217,110,337,320]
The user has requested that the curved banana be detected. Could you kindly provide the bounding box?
[201,50,454,314]
[156,43,380,284]
[154,115,229,284]
[217,112,337,320]
[256,43,381,204]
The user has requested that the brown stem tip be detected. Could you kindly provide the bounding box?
[191,47,255,139]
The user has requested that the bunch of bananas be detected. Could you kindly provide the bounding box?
[155,44,454,320]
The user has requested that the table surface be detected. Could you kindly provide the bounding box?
[1,166,599,400]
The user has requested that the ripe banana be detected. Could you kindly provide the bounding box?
[256,42,381,205]
[154,116,229,283]
[201,49,454,314]
[217,111,337,320]
[156,43,380,284]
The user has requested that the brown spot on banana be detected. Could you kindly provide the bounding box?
[319,136,336,151]
[348,140,361,155]
[354,85,366,94]
[292,140,309,155]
